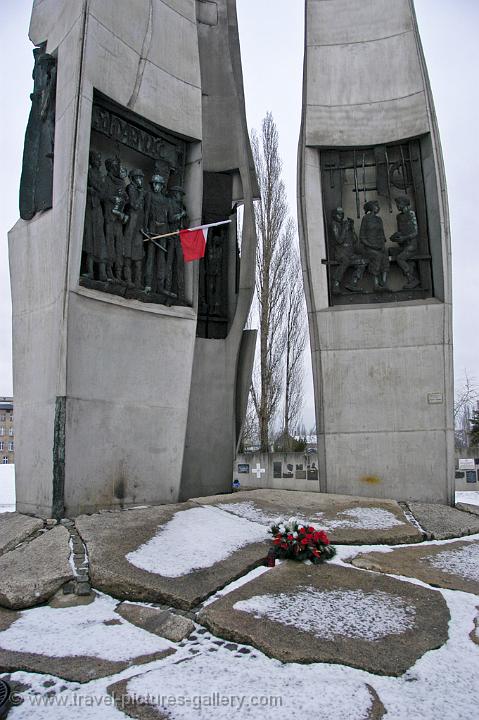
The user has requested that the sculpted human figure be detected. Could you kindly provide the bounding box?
[329,207,367,294]
[167,185,189,300]
[82,151,107,281]
[143,175,170,294]
[390,196,420,289]
[19,45,57,220]
[123,169,146,288]
[359,200,389,290]
[103,157,128,282]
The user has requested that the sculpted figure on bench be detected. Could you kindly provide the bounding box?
[390,196,420,290]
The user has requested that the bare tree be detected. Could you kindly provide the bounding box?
[283,239,307,442]
[454,371,478,448]
[239,396,259,452]
[250,113,292,451]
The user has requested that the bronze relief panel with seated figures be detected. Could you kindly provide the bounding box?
[80,92,190,307]
[320,140,433,306]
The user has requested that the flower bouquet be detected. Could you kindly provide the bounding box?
[268,517,336,564]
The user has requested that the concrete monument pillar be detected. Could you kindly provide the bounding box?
[179,0,258,499]
[9,0,255,516]
[298,0,454,503]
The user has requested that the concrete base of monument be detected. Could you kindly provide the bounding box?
[0,491,478,715]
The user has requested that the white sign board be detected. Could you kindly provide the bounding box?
[458,458,475,470]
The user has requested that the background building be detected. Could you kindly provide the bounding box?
[0,397,14,464]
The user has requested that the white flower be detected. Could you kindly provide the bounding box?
[278,525,286,534]
[293,532,298,539]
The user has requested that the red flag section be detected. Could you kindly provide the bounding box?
[179,228,208,262]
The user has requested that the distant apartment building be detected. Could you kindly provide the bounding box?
[0,397,14,464]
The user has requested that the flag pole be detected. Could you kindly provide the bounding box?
[143,219,232,243]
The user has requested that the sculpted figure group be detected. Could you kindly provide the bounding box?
[330,197,420,294]
[82,151,188,299]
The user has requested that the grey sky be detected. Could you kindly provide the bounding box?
[1,1,478,428]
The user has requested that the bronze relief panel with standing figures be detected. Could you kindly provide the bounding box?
[79,92,190,307]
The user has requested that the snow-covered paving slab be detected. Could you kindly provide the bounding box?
[193,489,422,545]
[234,588,416,641]
[107,651,384,720]
[407,501,479,540]
[76,504,270,609]
[126,506,267,577]
[0,593,174,682]
[351,537,479,594]
[199,562,449,675]
[316,507,405,532]
[427,544,479,581]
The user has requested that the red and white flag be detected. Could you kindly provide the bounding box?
[179,220,231,263]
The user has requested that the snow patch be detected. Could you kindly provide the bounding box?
[126,506,268,577]
[0,594,172,661]
[215,501,280,525]
[202,565,271,607]
[427,544,479,581]
[315,507,405,531]
[0,463,15,512]
[234,587,416,640]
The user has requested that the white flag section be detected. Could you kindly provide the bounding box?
[179,220,231,262]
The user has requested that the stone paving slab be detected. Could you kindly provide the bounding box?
[199,561,449,676]
[107,651,386,720]
[192,489,423,545]
[455,502,479,517]
[0,512,43,556]
[0,594,175,683]
[116,603,194,642]
[76,504,270,610]
[0,526,73,609]
[351,539,479,594]
[407,502,479,539]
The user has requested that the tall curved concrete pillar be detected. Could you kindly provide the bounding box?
[180,0,258,499]
[10,0,257,516]
[9,0,203,517]
[298,0,454,503]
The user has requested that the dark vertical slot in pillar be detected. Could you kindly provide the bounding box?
[52,396,66,519]
[197,172,234,339]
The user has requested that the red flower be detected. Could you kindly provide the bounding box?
[316,531,330,545]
